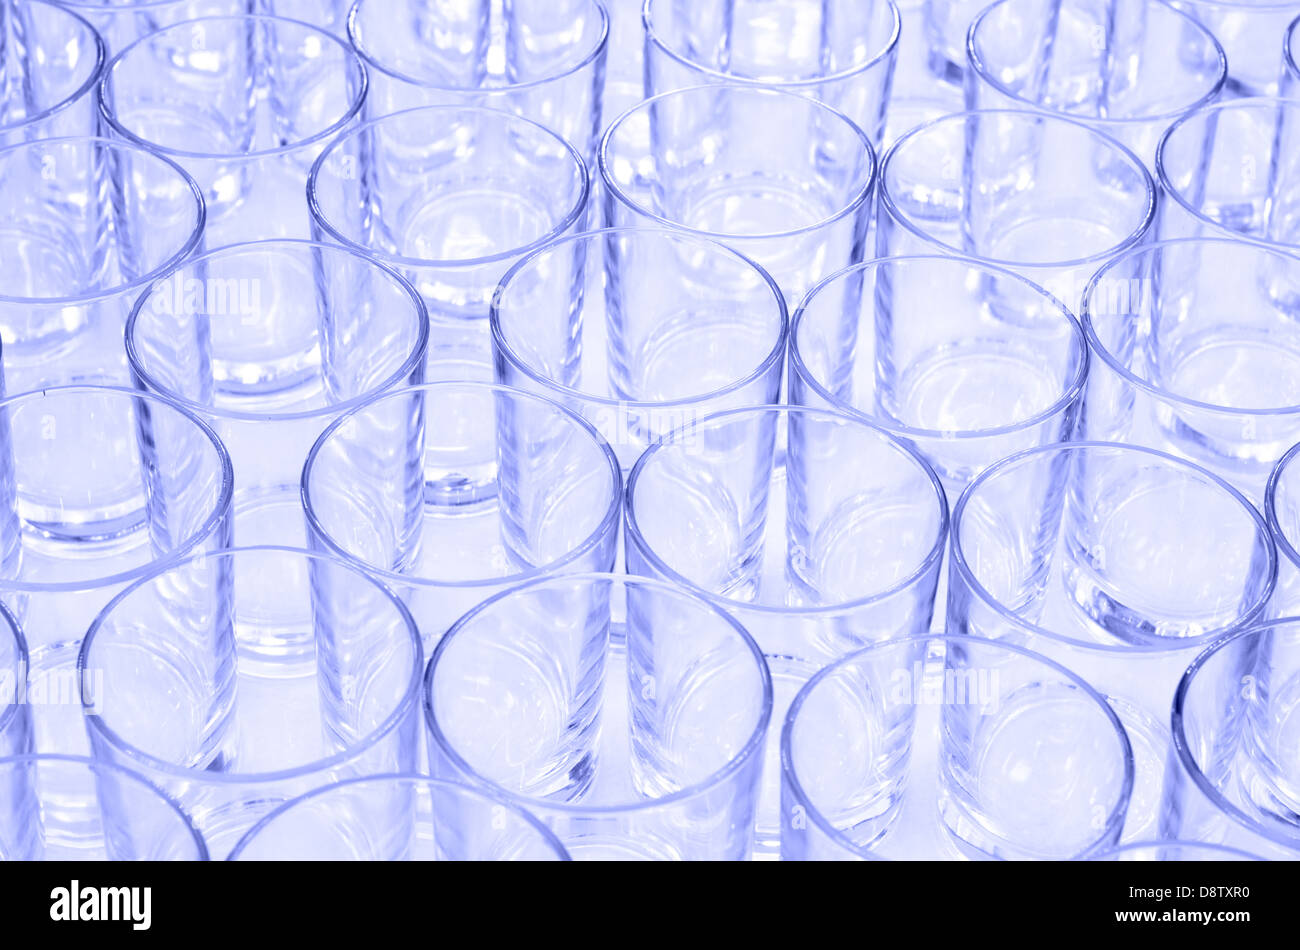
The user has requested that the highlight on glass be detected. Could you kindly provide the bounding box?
[424,573,772,860]
[0,0,105,146]
[1266,440,1300,610]
[781,635,1134,860]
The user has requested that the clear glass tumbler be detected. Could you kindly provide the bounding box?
[309,105,589,380]
[491,227,788,470]
[781,635,1134,859]
[878,109,1156,316]
[0,386,233,755]
[127,239,428,544]
[965,0,1227,169]
[0,754,208,860]
[600,84,876,308]
[80,546,425,858]
[424,573,772,860]
[228,774,570,860]
[0,603,30,761]
[1080,238,1300,499]
[1170,621,1300,858]
[1156,98,1300,251]
[348,0,608,166]
[625,405,949,853]
[0,0,105,146]
[642,0,901,145]
[949,441,1276,842]
[99,14,367,245]
[1170,0,1300,97]
[303,382,622,650]
[790,255,1088,498]
[1266,440,1300,611]
[0,137,204,392]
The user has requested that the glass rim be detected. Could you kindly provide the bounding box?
[790,254,1091,440]
[879,109,1157,269]
[302,381,623,590]
[1288,14,1300,80]
[0,135,205,305]
[226,771,573,861]
[0,0,107,135]
[624,403,951,616]
[0,385,234,594]
[125,238,431,423]
[308,104,591,269]
[0,753,211,860]
[949,440,1277,655]
[598,84,878,242]
[1082,237,1300,417]
[98,14,368,161]
[489,227,790,411]
[0,600,29,741]
[422,570,774,817]
[641,0,902,89]
[1265,439,1300,571]
[1172,619,1300,851]
[78,544,426,786]
[347,0,609,94]
[965,0,1227,126]
[780,633,1135,861]
[54,0,236,9]
[1156,97,1300,253]
[1090,839,1266,860]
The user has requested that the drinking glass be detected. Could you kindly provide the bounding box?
[0,137,204,392]
[309,105,589,381]
[80,546,425,858]
[1170,621,1300,858]
[1170,0,1300,97]
[491,227,787,470]
[642,0,900,145]
[99,14,367,245]
[781,635,1134,859]
[0,754,208,860]
[1080,238,1300,498]
[790,255,1088,498]
[625,405,948,853]
[348,0,608,166]
[600,84,876,308]
[127,239,428,544]
[0,603,30,761]
[965,0,1226,169]
[1267,441,1300,610]
[949,441,1275,842]
[1156,98,1300,251]
[0,386,233,755]
[228,774,570,860]
[1091,841,1264,860]
[0,0,104,146]
[878,110,1156,316]
[424,573,772,860]
[303,382,621,650]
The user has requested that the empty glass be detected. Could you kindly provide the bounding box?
[0,0,104,146]
[965,0,1226,169]
[1267,441,1300,610]
[1171,0,1300,97]
[1081,238,1300,498]
[0,137,204,392]
[625,405,948,853]
[642,0,900,145]
[80,546,424,858]
[303,383,621,650]
[878,110,1156,316]
[99,14,366,245]
[228,775,570,860]
[1091,841,1264,860]
[309,105,589,380]
[1170,621,1300,857]
[949,442,1275,842]
[491,228,787,470]
[1157,98,1300,250]
[424,573,772,860]
[0,386,233,755]
[0,603,30,761]
[791,256,1088,498]
[127,239,428,544]
[781,635,1133,859]
[0,754,208,860]
[600,84,876,308]
[348,0,608,166]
